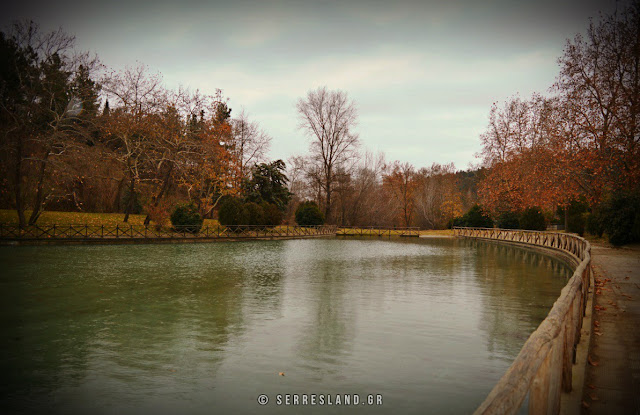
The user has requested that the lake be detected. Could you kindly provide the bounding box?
[0,237,572,414]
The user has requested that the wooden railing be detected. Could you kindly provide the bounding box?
[453,227,591,415]
[336,226,420,237]
[0,224,337,241]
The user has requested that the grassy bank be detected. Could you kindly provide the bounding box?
[0,210,454,236]
[0,210,220,227]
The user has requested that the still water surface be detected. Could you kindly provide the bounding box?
[0,237,572,414]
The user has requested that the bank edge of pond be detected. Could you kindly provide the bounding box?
[0,234,336,247]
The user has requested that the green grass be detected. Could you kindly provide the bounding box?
[419,229,454,236]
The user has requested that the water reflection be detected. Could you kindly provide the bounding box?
[0,238,572,414]
[463,239,573,360]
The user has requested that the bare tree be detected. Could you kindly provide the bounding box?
[297,86,359,222]
[101,63,166,221]
[230,108,271,182]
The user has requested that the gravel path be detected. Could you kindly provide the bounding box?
[582,243,640,414]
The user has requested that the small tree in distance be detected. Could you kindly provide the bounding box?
[519,207,546,231]
[295,201,325,226]
[170,202,203,233]
[218,197,249,226]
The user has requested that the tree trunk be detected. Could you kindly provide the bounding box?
[143,165,173,226]
[123,178,135,223]
[28,150,51,225]
[113,177,126,213]
[325,167,332,223]
[14,139,26,227]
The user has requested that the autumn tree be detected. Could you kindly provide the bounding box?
[140,87,211,225]
[555,1,640,197]
[102,63,165,222]
[383,161,418,227]
[297,86,359,222]
[478,95,580,218]
[179,93,239,218]
[479,2,640,235]
[415,163,464,229]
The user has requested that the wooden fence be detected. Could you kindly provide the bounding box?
[453,227,592,415]
[336,226,420,237]
[0,224,337,242]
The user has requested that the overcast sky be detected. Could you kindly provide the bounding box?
[2,0,620,170]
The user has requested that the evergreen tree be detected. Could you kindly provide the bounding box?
[243,160,292,211]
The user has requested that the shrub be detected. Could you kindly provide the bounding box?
[244,202,265,226]
[218,197,249,226]
[170,202,203,233]
[145,202,170,230]
[497,211,520,229]
[262,202,283,227]
[448,216,465,228]
[562,199,588,235]
[567,213,586,236]
[586,208,605,238]
[601,190,640,246]
[458,205,493,228]
[519,207,546,231]
[295,201,325,226]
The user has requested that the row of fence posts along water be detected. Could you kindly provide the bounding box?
[0,224,338,240]
[453,227,592,415]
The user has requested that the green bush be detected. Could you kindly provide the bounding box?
[218,197,249,226]
[456,204,493,228]
[567,213,586,236]
[519,207,546,231]
[497,211,520,229]
[295,201,325,226]
[262,202,283,227]
[170,202,203,233]
[601,190,640,246]
[562,200,588,236]
[244,202,265,226]
[586,208,605,238]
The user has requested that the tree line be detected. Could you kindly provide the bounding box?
[7,1,636,240]
[0,21,272,227]
[0,20,480,229]
[476,1,640,244]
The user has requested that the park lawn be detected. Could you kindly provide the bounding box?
[0,209,220,227]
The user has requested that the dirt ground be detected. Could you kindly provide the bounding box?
[582,243,640,414]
